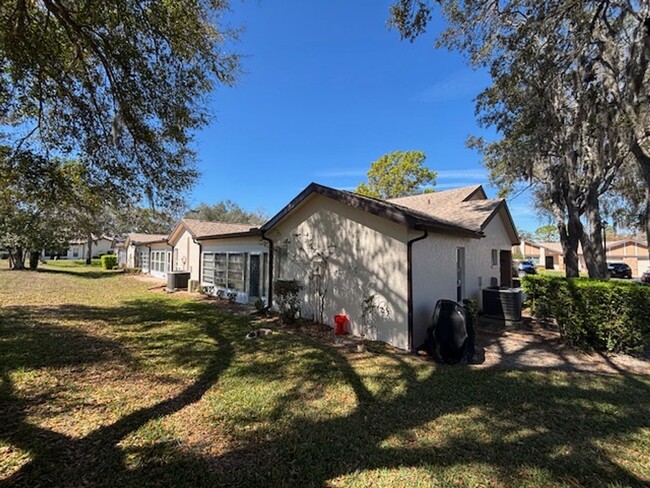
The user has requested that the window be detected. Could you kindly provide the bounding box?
[215,253,227,286]
[203,253,215,284]
[151,251,166,273]
[140,251,150,272]
[202,252,248,293]
[262,252,269,297]
[491,249,498,267]
[227,253,245,291]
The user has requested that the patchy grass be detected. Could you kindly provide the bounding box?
[0,263,649,487]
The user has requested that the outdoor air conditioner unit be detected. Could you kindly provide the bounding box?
[167,271,191,292]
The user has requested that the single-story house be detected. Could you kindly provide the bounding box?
[123,233,169,272]
[260,183,519,351]
[167,219,258,283]
[513,240,564,270]
[196,226,269,304]
[64,235,114,260]
[514,238,649,277]
[606,238,649,276]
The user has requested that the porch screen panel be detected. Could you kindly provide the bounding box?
[203,253,215,284]
[227,253,245,291]
[215,254,227,286]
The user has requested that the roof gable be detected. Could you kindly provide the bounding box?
[168,218,258,244]
[261,183,492,238]
[124,233,168,247]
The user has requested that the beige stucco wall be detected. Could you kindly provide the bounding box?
[411,212,514,349]
[268,194,411,350]
[172,230,200,281]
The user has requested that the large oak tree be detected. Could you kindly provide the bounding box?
[0,0,240,208]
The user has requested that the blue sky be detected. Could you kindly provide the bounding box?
[191,0,542,232]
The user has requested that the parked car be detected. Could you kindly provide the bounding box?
[607,262,632,279]
[641,268,650,284]
[517,259,537,277]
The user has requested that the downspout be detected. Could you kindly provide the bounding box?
[146,245,152,274]
[261,233,274,308]
[407,230,428,353]
[193,239,202,283]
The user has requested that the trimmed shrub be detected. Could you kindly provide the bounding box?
[522,275,650,353]
[274,280,302,323]
[100,254,118,270]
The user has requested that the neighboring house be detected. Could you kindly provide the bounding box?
[65,236,114,260]
[514,238,649,276]
[606,238,649,276]
[260,183,519,352]
[167,219,256,283]
[123,233,169,273]
[514,240,564,270]
[196,225,269,304]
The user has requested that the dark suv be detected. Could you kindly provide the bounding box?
[607,262,632,279]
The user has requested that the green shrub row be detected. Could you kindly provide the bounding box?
[522,275,650,353]
[100,254,118,270]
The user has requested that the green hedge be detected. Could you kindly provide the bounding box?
[522,275,650,353]
[100,254,118,270]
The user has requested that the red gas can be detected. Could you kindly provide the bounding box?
[334,314,348,335]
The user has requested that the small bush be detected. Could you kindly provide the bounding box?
[254,297,266,312]
[274,280,302,323]
[522,275,650,353]
[100,255,118,270]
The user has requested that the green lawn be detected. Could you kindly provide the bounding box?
[1,260,649,487]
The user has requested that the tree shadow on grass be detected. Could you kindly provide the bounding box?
[0,299,238,487]
[1,297,649,487]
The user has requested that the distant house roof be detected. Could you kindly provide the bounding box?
[261,182,519,243]
[69,235,114,245]
[168,218,258,244]
[606,238,648,251]
[125,233,168,246]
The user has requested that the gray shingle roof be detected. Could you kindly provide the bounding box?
[388,187,504,233]
[261,183,499,238]
[181,219,257,239]
[127,233,168,245]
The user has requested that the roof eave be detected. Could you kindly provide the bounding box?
[196,229,261,241]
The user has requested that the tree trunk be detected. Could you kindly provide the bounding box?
[29,251,40,270]
[85,233,93,265]
[558,218,581,278]
[9,247,25,270]
[581,188,609,278]
[631,142,650,260]
[644,190,650,260]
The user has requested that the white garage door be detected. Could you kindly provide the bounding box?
[638,259,650,276]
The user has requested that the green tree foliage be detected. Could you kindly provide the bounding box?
[388,1,648,278]
[355,151,436,199]
[112,206,178,235]
[0,0,239,208]
[185,201,267,226]
[534,225,560,243]
[0,149,78,269]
